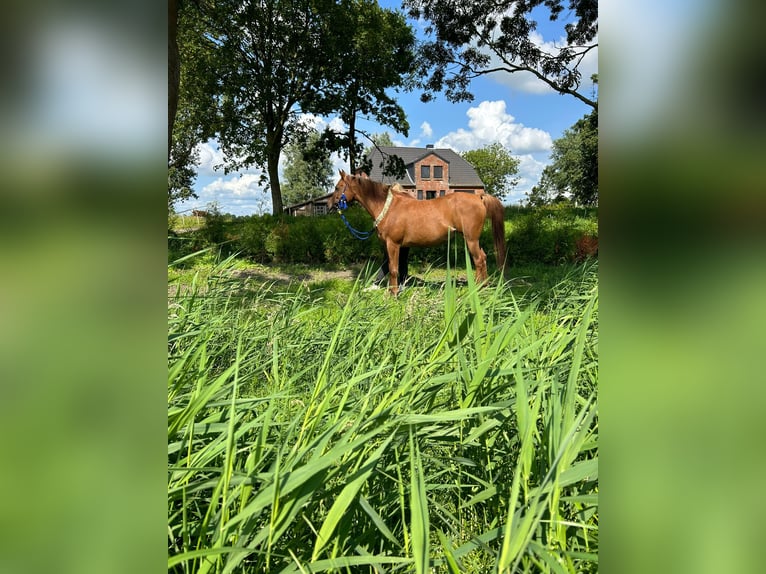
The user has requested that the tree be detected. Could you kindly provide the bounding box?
[282,130,334,207]
[526,165,565,206]
[170,0,416,214]
[462,143,520,202]
[314,1,417,174]
[211,0,350,214]
[402,0,598,108]
[168,0,221,210]
[529,109,598,206]
[360,132,393,167]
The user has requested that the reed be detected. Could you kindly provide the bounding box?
[168,253,598,573]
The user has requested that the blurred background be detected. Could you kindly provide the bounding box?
[0,0,764,572]
[0,2,164,573]
[601,0,766,572]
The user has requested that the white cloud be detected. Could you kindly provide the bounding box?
[201,174,265,198]
[297,113,323,131]
[297,113,347,134]
[435,100,552,154]
[328,117,347,133]
[419,121,433,139]
[329,152,349,179]
[194,140,226,176]
[195,174,272,215]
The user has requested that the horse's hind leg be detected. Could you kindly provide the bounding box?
[466,239,488,283]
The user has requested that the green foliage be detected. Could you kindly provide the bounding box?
[526,166,562,207]
[282,130,334,207]
[535,109,598,206]
[313,1,417,172]
[237,214,275,263]
[168,0,221,209]
[202,0,417,213]
[171,205,597,268]
[366,132,394,151]
[507,205,598,265]
[198,204,229,248]
[232,208,378,264]
[462,143,520,202]
[212,0,352,213]
[404,0,598,107]
[170,0,417,214]
[168,256,598,573]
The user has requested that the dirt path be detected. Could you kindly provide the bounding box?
[230,263,366,286]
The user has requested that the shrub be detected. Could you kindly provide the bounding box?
[167,230,204,264]
[506,206,598,265]
[198,205,228,246]
[238,214,274,262]
[264,220,290,262]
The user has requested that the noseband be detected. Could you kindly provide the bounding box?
[335,182,349,211]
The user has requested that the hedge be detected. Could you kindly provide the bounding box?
[170,204,597,267]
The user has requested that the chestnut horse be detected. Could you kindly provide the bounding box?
[330,170,506,294]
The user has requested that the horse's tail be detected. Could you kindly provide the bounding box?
[483,194,507,274]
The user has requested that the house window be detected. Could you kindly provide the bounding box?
[433,165,443,179]
[313,203,327,216]
[426,190,436,200]
[439,190,445,197]
[417,189,423,200]
[420,165,430,179]
[456,189,475,194]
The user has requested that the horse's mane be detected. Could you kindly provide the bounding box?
[356,175,397,201]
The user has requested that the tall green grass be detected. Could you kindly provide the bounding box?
[168,253,598,573]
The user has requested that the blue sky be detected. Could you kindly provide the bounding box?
[177,1,597,215]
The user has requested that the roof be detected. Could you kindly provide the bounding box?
[284,193,333,210]
[363,146,485,188]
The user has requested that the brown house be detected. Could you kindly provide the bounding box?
[364,145,485,199]
[283,145,485,215]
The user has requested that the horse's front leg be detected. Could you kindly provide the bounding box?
[386,242,400,295]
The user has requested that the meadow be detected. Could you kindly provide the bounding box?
[168,208,598,573]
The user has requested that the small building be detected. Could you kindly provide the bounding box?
[284,194,333,216]
[364,145,485,200]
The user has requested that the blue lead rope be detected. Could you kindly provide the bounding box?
[340,213,375,240]
[338,193,375,240]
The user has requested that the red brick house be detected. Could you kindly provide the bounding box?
[363,145,485,199]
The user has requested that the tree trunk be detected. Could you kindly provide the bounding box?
[168,0,180,162]
[267,147,283,215]
[348,112,357,174]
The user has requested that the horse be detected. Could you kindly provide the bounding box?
[330,170,506,294]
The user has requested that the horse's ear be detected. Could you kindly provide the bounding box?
[360,172,369,179]
[339,169,346,178]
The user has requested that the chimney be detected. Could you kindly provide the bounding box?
[426,144,434,149]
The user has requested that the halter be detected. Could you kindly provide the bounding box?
[335,180,394,241]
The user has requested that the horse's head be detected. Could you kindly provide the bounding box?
[329,170,360,211]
